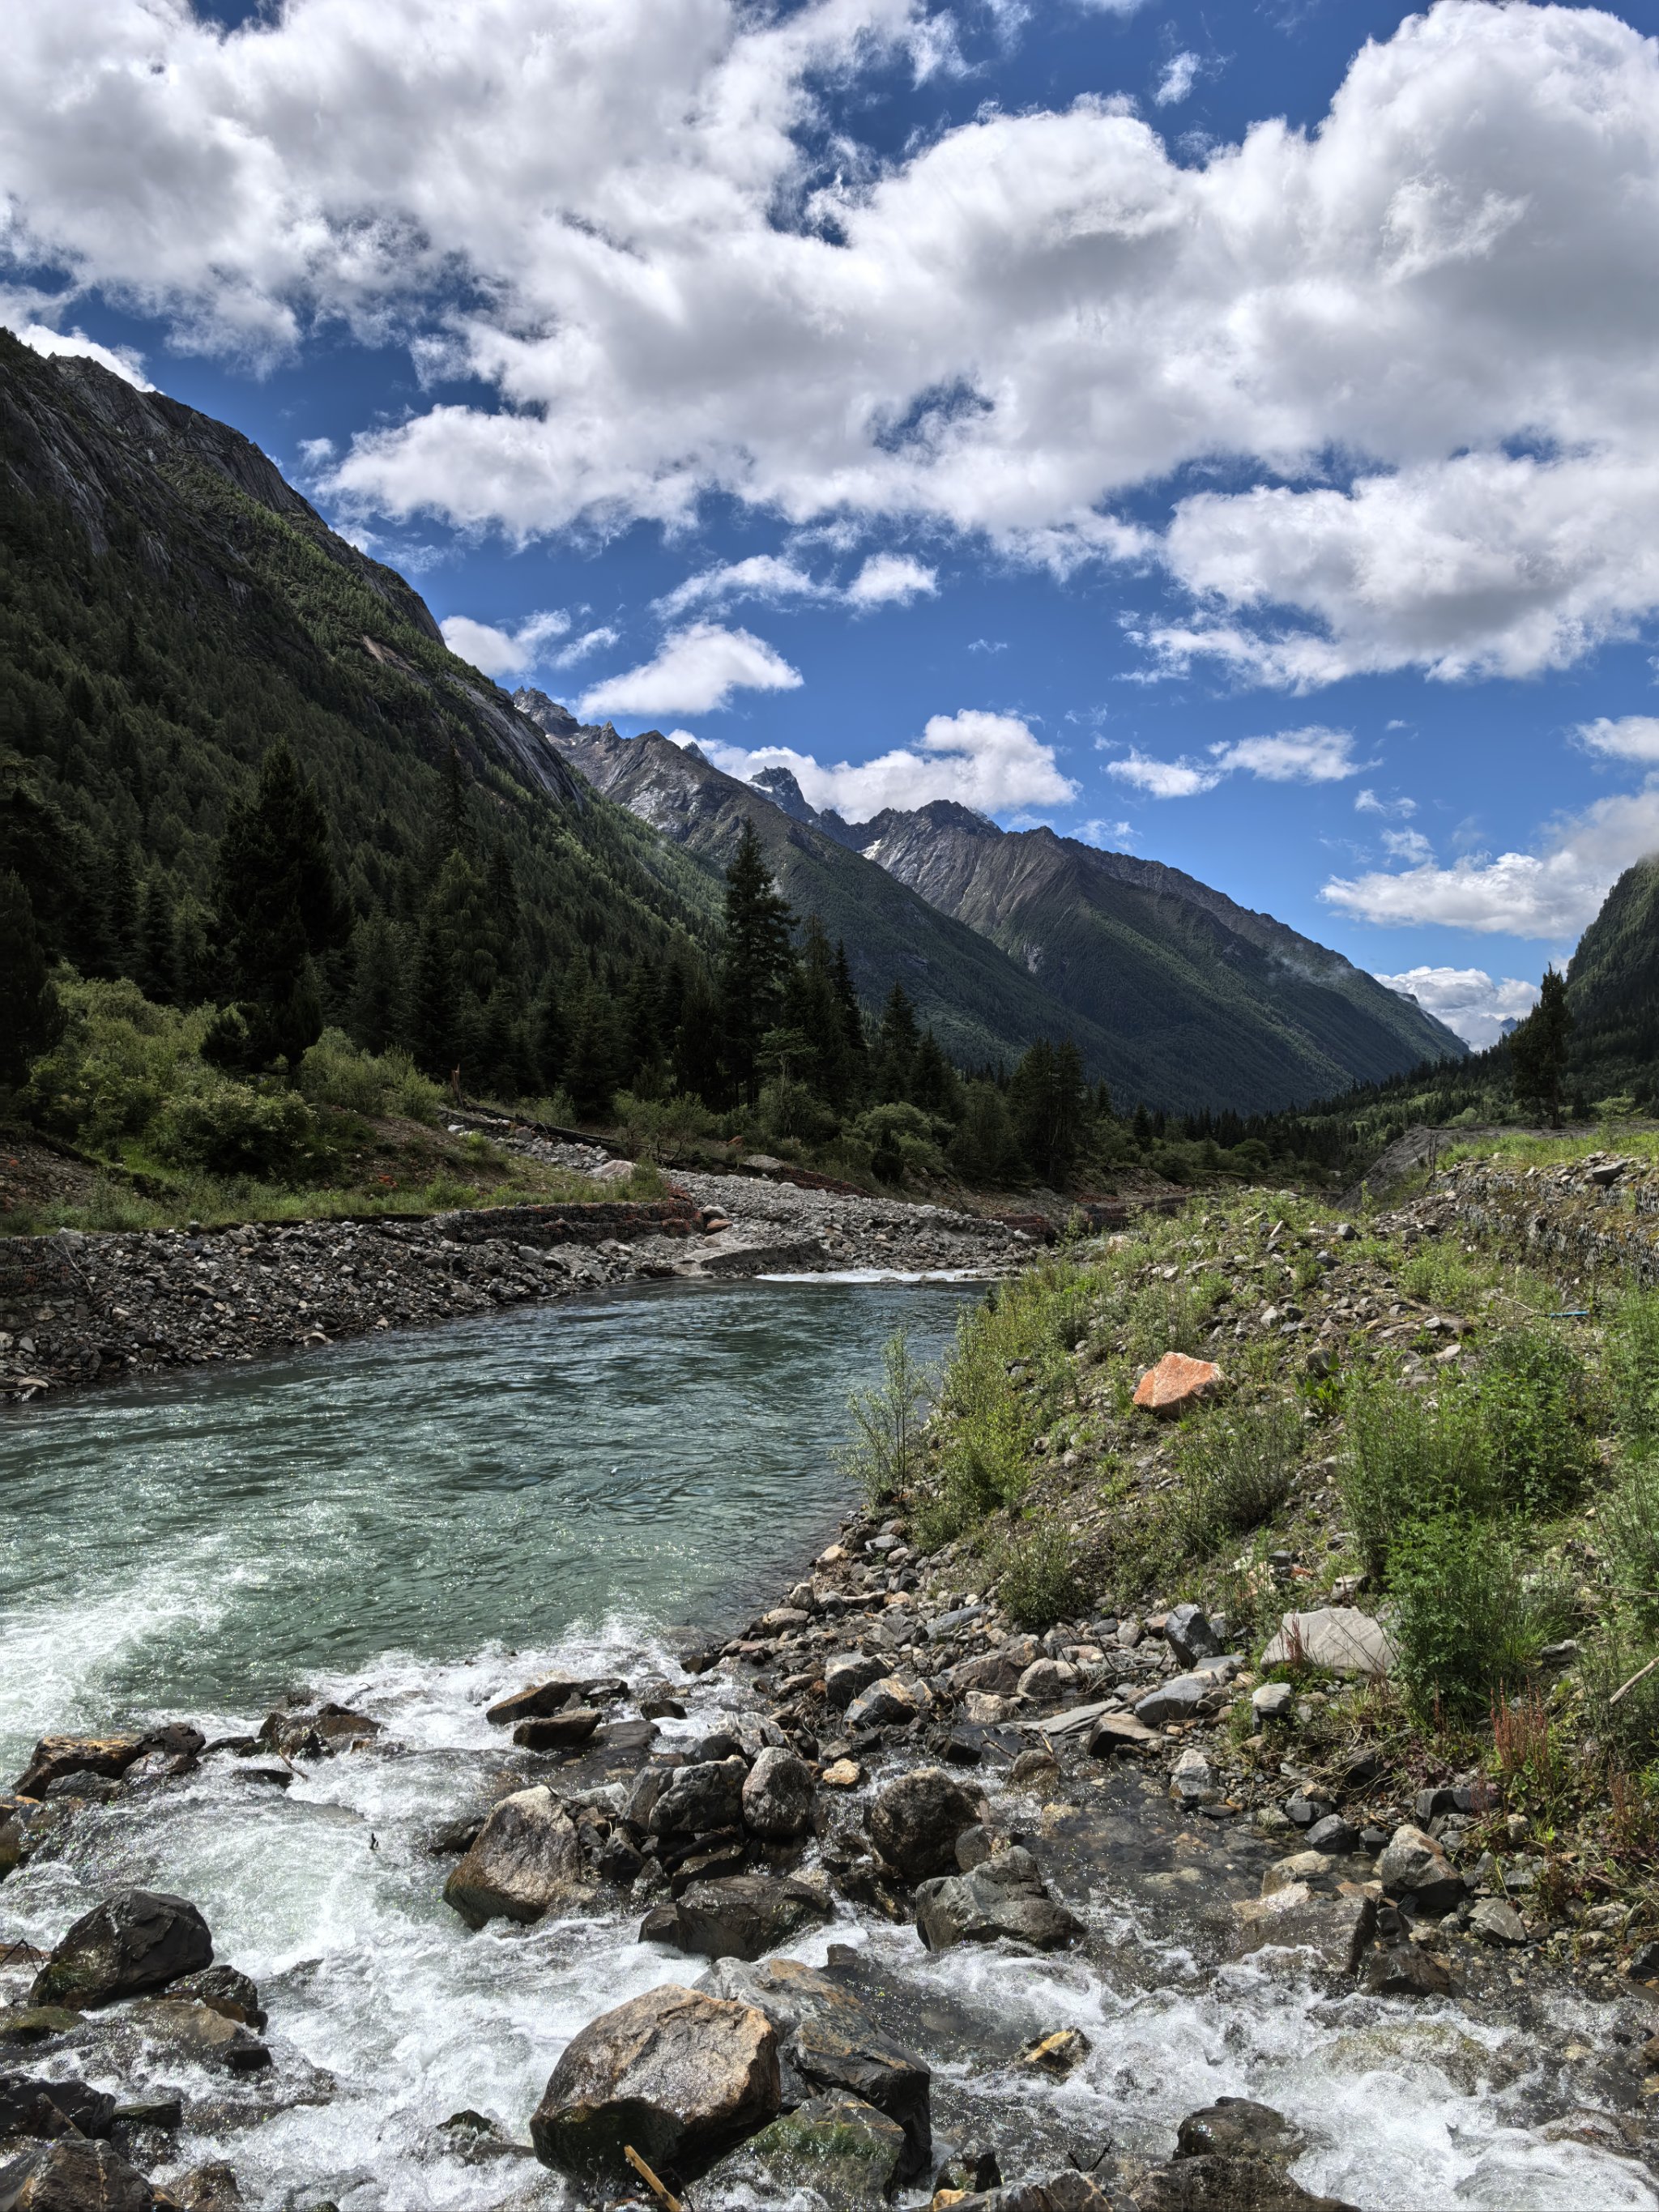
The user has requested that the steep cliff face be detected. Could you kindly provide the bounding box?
[516,710,1127,1078]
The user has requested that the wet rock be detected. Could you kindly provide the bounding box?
[166,1967,265,2030]
[11,1737,146,1801]
[712,2091,905,2208]
[528,1982,780,2188]
[1009,1748,1060,1787]
[442,1785,587,1928]
[1168,1748,1219,1807]
[485,1673,621,1725]
[1086,1713,1160,1756]
[0,2074,117,2142]
[1164,1605,1221,1666]
[741,1748,814,1839]
[1133,1353,1224,1417]
[1234,1890,1376,1978]
[868,1767,981,1882]
[690,1732,746,1765]
[945,1639,1040,1697]
[650,1875,832,1962]
[915,1847,1081,1953]
[30,1890,212,2010]
[1468,1899,1527,1947]
[0,2137,158,2212]
[1375,1824,1464,1916]
[0,2015,78,2050]
[821,1759,864,1790]
[1019,2028,1090,2076]
[1133,1677,1210,1727]
[952,2171,1119,2212]
[256,1703,381,1758]
[845,1678,923,1732]
[171,2161,241,2212]
[511,1707,602,1751]
[1015,1660,1075,1705]
[825,1655,889,1711]
[129,1999,271,2074]
[1259,1609,1398,1678]
[1360,1944,1454,1997]
[1176,2100,1306,2164]
[647,1758,748,1837]
[1141,2157,1358,2210]
[1262,1852,1331,1896]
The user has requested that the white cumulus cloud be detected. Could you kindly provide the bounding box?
[1154,52,1200,107]
[655,548,936,619]
[1105,724,1360,797]
[1322,782,1659,937]
[439,608,570,680]
[578,623,802,718]
[845,552,938,607]
[1374,965,1541,1048]
[14,2,1659,682]
[689,707,1077,820]
[14,319,151,389]
[1576,715,1659,765]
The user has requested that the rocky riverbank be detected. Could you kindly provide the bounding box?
[0,1164,1020,1407]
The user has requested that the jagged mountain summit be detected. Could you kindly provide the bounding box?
[518,705,1465,1111]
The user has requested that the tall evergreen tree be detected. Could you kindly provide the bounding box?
[830,939,868,1092]
[1009,1037,1085,1183]
[566,978,621,1120]
[211,741,348,1072]
[872,982,919,1102]
[911,1029,963,1119]
[535,970,569,1092]
[136,871,177,1004]
[673,970,724,1103]
[348,912,404,1055]
[0,871,65,1086]
[409,909,458,1082]
[719,819,796,1106]
[1510,968,1572,1127]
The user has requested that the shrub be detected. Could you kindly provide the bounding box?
[1601,1454,1659,1626]
[853,1102,949,1182]
[1176,1398,1301,1555]
[1341,1380,1495,1579]
[1388,1511,1566,1724]
[298,1029,443,1125]
[1609,1290,1659,1459]
[153,1081,314,1178]
[839,1325,932,1508]
[996,1520,1085,1630]
[613,1089,717,1161]
[1584,1628,1659,1768]
[23,975,207,1149]
[1477,1324,1596,1514]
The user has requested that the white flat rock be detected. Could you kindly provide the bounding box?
[1260,1606,1399,1677]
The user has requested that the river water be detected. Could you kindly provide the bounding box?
[1,1279,1655,2211]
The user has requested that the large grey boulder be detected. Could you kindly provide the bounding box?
[1232,1890,1376,1978]
[647,1758,748,1837]
[1374,1824,1464,1916]
[650,1875,830,1963]
[915,1848,1081,1953]
[712,2093,906,2208]
[1259,1608,1398,1677]
[1134,1677,1211,1727]
[697,1956,932,2178]
[127,1998,271,2073]
[0,2073,116,2142]
[868,1767,980,1882]
[1175,2101,1306,2164]
[741,1749,813,1839]
[528,1982,779,2188]
[0,2138,158,2212]
[844,1679,924,1732]
[825,1655,889,1711]
[442,1786,587,1928]
[30,1890,211,2010]
[945,1639,1039,1696]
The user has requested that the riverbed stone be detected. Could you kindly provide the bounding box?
[710,2092,905,2209]
[256,1703,382,1759]
[442,1786,586,1928]
[946,1639,1040,1697]
[166,1966,265,2029]
[915,1848,1081,1953]
[1260,1609,1399,1678]
[1261,1852,1332,1896]
[1360,1944,1454,1997]
[1141,2157,1358,2210]
[741,1749,814,1839]
[11,1737,147,1801]
[1375,1824,1464,1916]
[1468,1898,1528,1947]
[825,1655,889,1710]
[511,1707,602,1751]
[1086,1713,1160,1755]
[528,1982,780,2188]
[1164,1605,1221,1666]
[1233,1890,1376,1977]
[1134,1676,1210,1727]
[128,1999,271,2074]
[0,2137,157,2212]
[1168,1748,1219,1806]
[647,1758,748,1836]
[485,1675,589,1725]
[651,1875,831,1962]
[844,1678,923,1732]
[1176,2101,1307,2165]
[868,1767,981,1882]
[0,2073,117,2142]
[30,1890,211,2010]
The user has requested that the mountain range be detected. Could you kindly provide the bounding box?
[520,703,1463,1111]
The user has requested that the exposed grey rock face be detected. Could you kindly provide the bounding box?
[1163,1604,1221,1666]
[740,1748,814,1839]
[914,1848,1081,1953]
[442,1787,586,1929]
[528,1982,780,2188]
[1133,1676,1211,1727]
[868,1767,981,1882]
[30,1890,211,2010]
[1260,1608,1399,1677]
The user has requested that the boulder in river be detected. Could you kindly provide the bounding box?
[529,1981,779,2188]
[915,1848,1080,1953]
[30,1890,212,2010]
[0,2073,117,2142]
[511,1707,602,1751]
[740,1749,813,1839]
[1141,2157,1358,2210]
[711,2092,906,2208]
[648,1874,831,1962]
[1374,1824,1464,1916]
[824,1655,889,1711]
[256,1703,382,1759]
[1175,2100,1307,2164]
[0,2137,158,2212]
[443,1785,588,1928]
[844,1678,923,1732]
[1232,1890,1376,1978]
[11,1737,148,1801]
[128,1999,271,2074]
[868,1767,980,1882]
[166,1966,266,2029]
[485,1674,589,1724]
[646,1758,748,1837]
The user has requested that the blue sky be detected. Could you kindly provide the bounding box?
[11,0,1659,1046]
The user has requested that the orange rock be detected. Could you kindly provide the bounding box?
[1132,1351,1223,1416]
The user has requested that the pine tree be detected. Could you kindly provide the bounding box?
[213,741,348,1071]
[872,982,919,1102]
[535,970,569,1091]
[831,938,868,1093]
[911,1029,963,1119]
[0,870,65,1086]
[719,818,796,1106]
[348,912,404,1054]
[100,838,139,979]
[566,979,621,1120]
[1009,1037,1085,1183]
[1510,968,1572,1127]
[673,970,724,1103]
[136,872,177,1004]
[409,910,458,1082]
